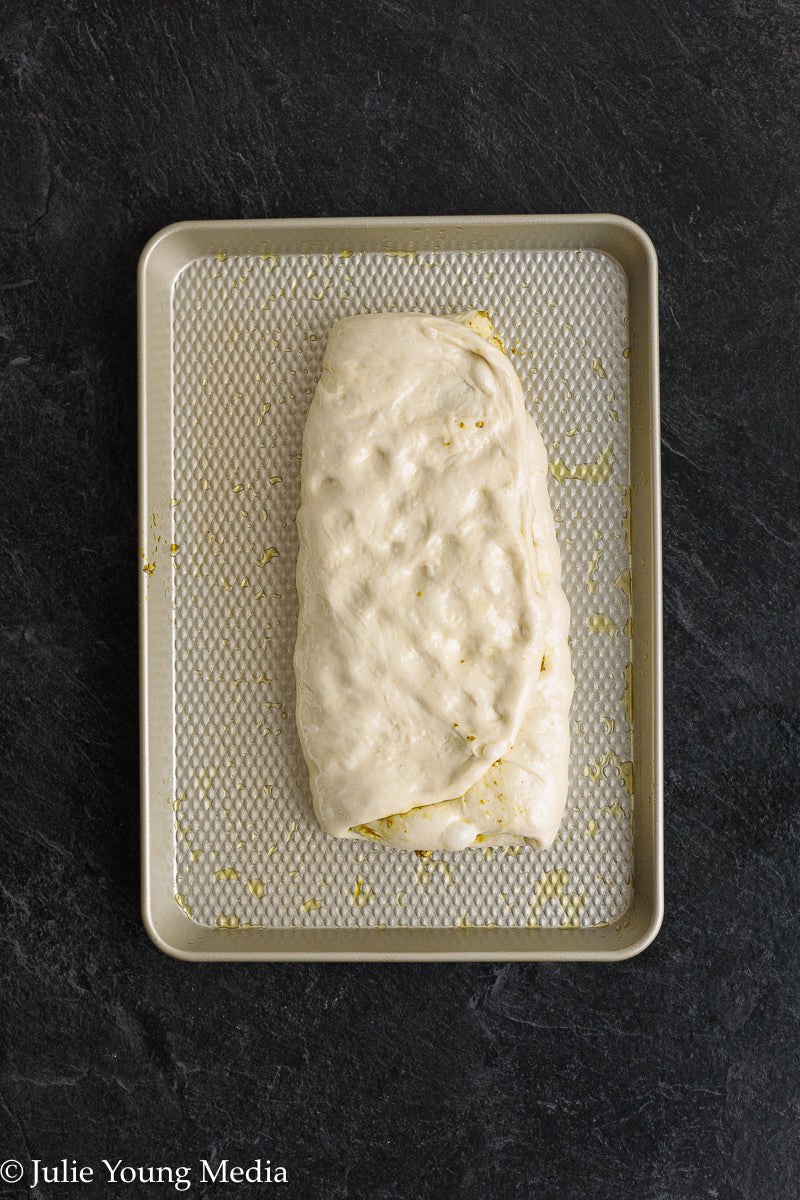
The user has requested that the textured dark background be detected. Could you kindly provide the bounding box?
[1,1,799,1197]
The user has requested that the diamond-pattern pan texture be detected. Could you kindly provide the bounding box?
[170,248,632,930]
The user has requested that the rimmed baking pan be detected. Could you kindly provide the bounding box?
[139,214,662,960]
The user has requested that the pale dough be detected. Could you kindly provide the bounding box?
[294,311,573,850]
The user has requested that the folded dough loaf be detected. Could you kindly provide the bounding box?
[294,310,573,851]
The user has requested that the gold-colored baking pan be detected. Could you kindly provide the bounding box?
[139,214,662,960]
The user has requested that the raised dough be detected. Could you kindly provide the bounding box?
[294,311,573,850]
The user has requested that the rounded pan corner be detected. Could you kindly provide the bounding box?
[608,896,664,962]
[138,221,185,276]
[141,894,205,962]
[137,220,213,291]
[594,213,659,271]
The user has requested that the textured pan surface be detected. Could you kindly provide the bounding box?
[166,246,634,931]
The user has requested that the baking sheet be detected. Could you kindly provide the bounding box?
[139,215,662,959]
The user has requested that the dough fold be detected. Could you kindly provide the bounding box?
[294,310,573,850]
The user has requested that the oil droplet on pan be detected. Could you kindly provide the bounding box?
[549,441,614,483]
[587,612,619,640]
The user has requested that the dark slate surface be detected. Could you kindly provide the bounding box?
[1,1,798,1197]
